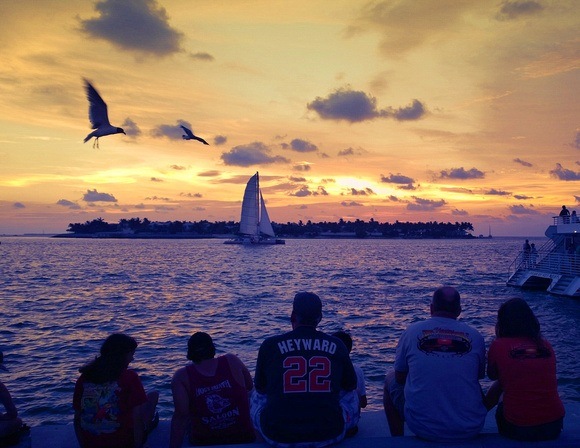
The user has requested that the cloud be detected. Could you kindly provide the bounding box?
[290,185,328,197]
[514,194,533,200]
[198,170,220,177]
[387,195,400,202]
[13,202,25,209]
[145,195,170,201]
[289,176,306,182]
[381,173,415,185]
[575,195,580,203]
[121,118,141,138]
[180,192,202,198]
[80,0,183,56]
[338,148,354,156]
[509,204,539,214]
[170,165,186,170]
[550,163,580,181]
[150,177,163,182]
[57,199,81,210]
[288,138,318,153]
[221,142,290,167]
[441,187,474,194]
[151,119,191,140]
[496,1,544,21]
[189,52,214,62]
[452,209,469,216]
[574,131,580,149]
[82,189,117,202]
[214,135,227,145]
[485,189,511,196]
[513,157,533,167]
[348,188,375,196]
[307,87,426,123]
[407,197,446,211]
[440,167,485,180]
[341,201,363,207]
[293,164,312,172]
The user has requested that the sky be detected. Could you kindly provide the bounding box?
[0,0,578,236]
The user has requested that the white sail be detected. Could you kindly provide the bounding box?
[239,173,259,236]
[259,191,275,237]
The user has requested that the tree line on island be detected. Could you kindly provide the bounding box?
[65,217,475,239]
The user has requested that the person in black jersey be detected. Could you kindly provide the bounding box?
[251,292,358,447]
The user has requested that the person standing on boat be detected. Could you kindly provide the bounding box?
[484,298,564,441]
[383,286,487,441]
[169,332,255,447]
[251,292,359,447]
[559,205,570,224]
[523,239,532,267]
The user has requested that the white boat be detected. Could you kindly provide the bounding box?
[507,215,580,297]
[224,172,285,245]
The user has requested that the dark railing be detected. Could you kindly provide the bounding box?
[509,250,580,277]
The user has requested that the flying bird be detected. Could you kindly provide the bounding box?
[180,125,209,145]
[83,79,126,148]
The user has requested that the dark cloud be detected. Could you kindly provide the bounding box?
[290,185,328,197]
[398,184,417,191]
[440,167,485,180]
[293,163,311,172]
[338,148,354,156]
[151,119,192,140]
[509,204,539,214]
[57,199,81,209]
[80,0,184,56]
[381,173,415,185]
[214,135,227,145]
[189,52,214,62]
[387,195,400,202]
[513,157,533,167]
[441,187,474,194]
[13,202,25,209]
[121,118,141,138]
[83,189,117,202]
[198,170,220,177]
[341,201,363,207]
[407,197,446,211]
[485,189,511,196]
[145,195,170,201]
[348,188,375,196]
[496,1,544,21]
[221,142,290,167]
[514,194,533,200]
[307,87,425,123]
[550,163,580,181]
[180,192,202,198]
[150,177,163,182]
[289,176,306,182]
[452,209,468,216]
[170,165,186,170]
[289,139,318,153]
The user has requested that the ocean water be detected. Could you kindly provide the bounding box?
[0,236,578,427]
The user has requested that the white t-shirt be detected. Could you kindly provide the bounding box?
[394,316,486,441]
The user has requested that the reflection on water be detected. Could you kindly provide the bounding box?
[0,236,578,426]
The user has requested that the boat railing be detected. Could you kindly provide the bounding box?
[553,215,580,225]
[509,249,580,277]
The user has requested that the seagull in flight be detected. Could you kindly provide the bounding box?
[83,79,125,148]
[180,125,209,145]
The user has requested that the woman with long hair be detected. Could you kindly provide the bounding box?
[485,298,565,441]
[73,333,159,448]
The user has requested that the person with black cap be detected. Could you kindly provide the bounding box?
[0,351,26,446]
[251,292,358,447]
[169,332,255,448]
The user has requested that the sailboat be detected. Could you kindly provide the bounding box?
[224,172,285,245]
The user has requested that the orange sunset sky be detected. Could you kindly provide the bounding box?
[0,0,578,236]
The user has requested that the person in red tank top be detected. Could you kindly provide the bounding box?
[485,298,565,441]
[169,332,256,447]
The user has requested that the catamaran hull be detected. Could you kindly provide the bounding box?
[224,237,285,245]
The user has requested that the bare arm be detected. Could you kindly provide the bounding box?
[169,368,190,448]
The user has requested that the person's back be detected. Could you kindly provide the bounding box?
[252,292,358,446]
[398,316,486,440]
[486,298,564,441]
[170,332,255,447]
[384,287,486,442]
